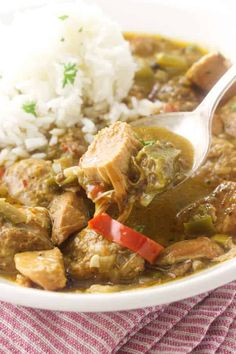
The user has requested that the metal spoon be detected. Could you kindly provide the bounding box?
[133,64,236,178]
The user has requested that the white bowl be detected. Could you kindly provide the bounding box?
[0,0,236,312]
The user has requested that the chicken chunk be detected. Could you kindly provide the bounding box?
[0,205,52,273]
[196,136,236,188]
[15,248,66,291]
[4,159,57,207]
[187,53,236,100]
[177,182,236,235]
[218,97,236,137]
[63,228,145,282]
[157,237,223,266]
[208,182,236,234]
[50,192,89,245]
[78,122,142,208]
[186,53,228,91]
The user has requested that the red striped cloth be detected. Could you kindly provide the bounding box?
[0,281,236,353]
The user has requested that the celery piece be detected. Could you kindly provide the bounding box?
[184,215,216,235]
[156,53,188,70]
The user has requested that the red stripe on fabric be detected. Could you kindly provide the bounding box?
[61,312,111,353]
[0,327,23,354]
[151,343,186,353]
[114,313,160,353]
[140,300,222,352]
[1,306,49,354]
[120,292,209,353]
[36,310,96,353]
[95,312,133,335]
[24,309,82,354]
[73,313,114,352]
[216,312,236,354]
[17,308,74,353]
[87,313,129,348]
[120,340,147,353]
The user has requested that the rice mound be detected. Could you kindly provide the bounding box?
[0,1,162,165]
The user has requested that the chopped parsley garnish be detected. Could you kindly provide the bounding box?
[78,27,83,32]
[58,15,69,20]
[60,37,65,42]
[62,63,77,88]
[22,101,37,117]
[142,140,156,147]
[230,103,236,112]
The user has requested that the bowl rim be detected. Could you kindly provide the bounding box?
[0,258,235,312]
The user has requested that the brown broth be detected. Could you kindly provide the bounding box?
[127,126,211,246]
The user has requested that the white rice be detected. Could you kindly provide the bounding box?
[0,1,163,166]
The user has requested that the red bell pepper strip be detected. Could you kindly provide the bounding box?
[88,213,164,264]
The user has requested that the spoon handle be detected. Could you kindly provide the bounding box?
[196,63,236,118]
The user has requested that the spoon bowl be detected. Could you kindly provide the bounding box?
[132,110,207,177]
[133,64,236,179]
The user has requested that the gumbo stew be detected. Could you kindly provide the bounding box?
[1,33,236,293]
